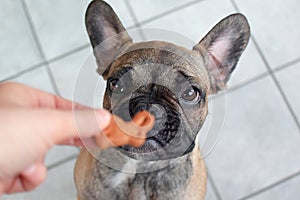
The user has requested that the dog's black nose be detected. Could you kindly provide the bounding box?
[148,104,165,120]
[128,83,178,122]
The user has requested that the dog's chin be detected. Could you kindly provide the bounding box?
[117,128,174,160]
[117,125,197,161]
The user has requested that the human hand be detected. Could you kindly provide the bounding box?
[0,82,111,195]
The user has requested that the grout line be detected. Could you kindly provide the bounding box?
[230,0,300,131]
[248,30,300,132]
[239,170,300,200]
[47,154,78,171]
[211,72,270,102]
[20,0,61,96]
[273,56,300,73]
[226,71,269,93]
[230,0,300,75]
[224,54,300,96]
[20,0,45,65]
[229,0,243,14]
[137,0,208,27]
[0,62,46,82]
[47,43,90,64]
[124,0,147,40]
[207,169,223,200]
[0,43,91,82]
[45,65,61,95]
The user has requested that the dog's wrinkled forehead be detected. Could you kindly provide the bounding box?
[106,41,210,89]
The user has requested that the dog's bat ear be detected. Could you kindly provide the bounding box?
[85,0,132,79]
[193,13,250,93]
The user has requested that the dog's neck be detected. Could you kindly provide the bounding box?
[90,149,195,198]
[78,141,205,200]
[90,145,197,173]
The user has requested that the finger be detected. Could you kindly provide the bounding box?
[3,163,46,194]
[15,108,111,145]
[0,82,88,110]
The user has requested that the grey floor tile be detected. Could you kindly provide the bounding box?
[49,48,92,100]
[45,146,79,167]
[105,0,136,28]
[141,0,236,44]
[204,76,300,199]
[275,62,300,120]
[234,0,300,69]
[2,158,77,200]
[12,66,55,94]
[24,0,134,61]
[129,0,197,23]
[49,46,106,108]
[0,0,43,80]
[247,174,300,200]
[23,0,91,60]
[227,39,268,88]
[139,0,266,88]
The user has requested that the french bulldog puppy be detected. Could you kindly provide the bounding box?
[75,1,250,199]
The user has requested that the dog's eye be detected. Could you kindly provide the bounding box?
[109,79,124,93]
[181,87,200,103]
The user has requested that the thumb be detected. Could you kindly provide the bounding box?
[1,163,47,194]
[19,162,47,192]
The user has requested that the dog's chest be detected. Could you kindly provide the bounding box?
[83,158,193,200]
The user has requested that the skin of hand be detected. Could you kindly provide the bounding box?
[0,82,111,195]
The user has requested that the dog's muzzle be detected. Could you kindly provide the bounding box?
[119,84,181,155]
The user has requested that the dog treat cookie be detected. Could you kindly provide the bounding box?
[95,111,155,149]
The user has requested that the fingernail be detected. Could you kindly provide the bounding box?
[95,109,111,130]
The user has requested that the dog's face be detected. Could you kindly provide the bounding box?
[101,43,211,161]
[85,0,250,161]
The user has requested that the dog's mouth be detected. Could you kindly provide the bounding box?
[121,124,179,153]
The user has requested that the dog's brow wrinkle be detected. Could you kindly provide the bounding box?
[177,70,194,81]
[111,66,133,78]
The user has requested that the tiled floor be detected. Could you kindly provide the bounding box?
[1,0,300,199]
